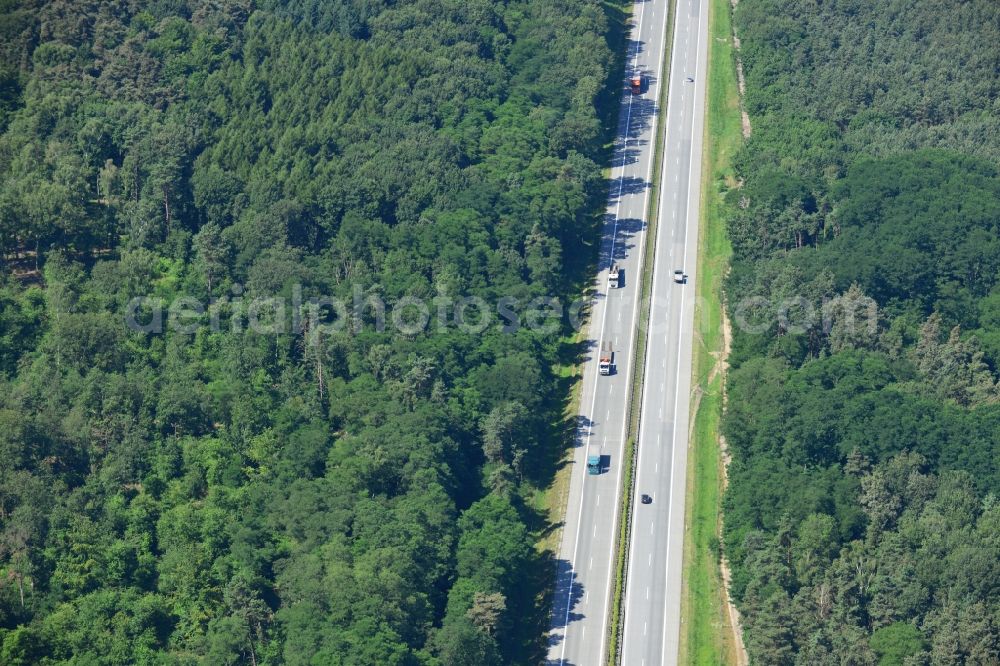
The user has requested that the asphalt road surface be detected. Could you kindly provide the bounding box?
[546,0,674,663]
[620,0,709,662]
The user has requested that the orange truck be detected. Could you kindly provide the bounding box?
[630,72,643,94]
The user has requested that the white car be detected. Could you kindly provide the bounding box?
[673,269,685,284]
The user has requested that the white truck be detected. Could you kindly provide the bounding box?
[608,263,621,289]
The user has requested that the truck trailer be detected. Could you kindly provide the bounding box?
[630,72,643,94]
[599,341,614,376]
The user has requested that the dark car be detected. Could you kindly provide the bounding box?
[640,494,652,504]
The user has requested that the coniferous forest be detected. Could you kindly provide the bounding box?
[723,0,1000,663]
[0,1,621,663]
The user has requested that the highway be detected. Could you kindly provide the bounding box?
[620,0,708,661]
[546,0,672,663]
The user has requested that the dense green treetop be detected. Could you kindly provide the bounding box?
[722,0,1000,663]
[0,0,624,663]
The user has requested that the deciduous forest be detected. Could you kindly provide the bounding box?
[722,0,1000,663]
[0,0,622,663]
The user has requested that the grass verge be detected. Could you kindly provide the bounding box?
[676,0,741,660]
[534,351,588,556]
